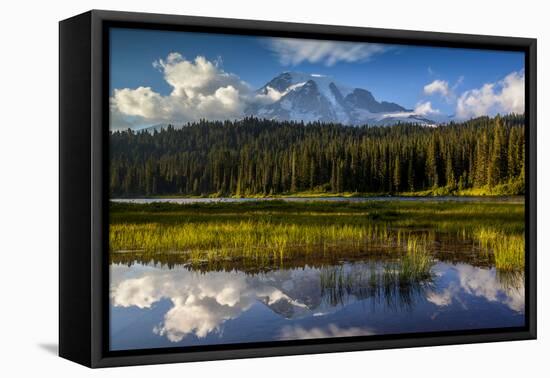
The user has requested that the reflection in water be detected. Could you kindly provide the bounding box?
[279,324,375,340]
[110,259,524,351]
[424,264,524,312]
[111,268,292,342]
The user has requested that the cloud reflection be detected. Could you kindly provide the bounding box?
[427,264,524,313]
[111,265,313,342]
[279,324,374,340]
[111,261,525,344]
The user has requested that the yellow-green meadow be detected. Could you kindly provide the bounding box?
[110,199,524,272]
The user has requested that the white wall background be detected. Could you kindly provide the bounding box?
[0,0,546,375]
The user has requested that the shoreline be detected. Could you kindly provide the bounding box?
[110,194,525,204]
[111,192,525,200]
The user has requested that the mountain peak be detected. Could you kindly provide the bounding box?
[248,72,438,126]
[263,72,337,92]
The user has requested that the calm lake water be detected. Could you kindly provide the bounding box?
[110,258,524,351]
[109,196,525,351]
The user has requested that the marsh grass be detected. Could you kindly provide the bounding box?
[110,199,525,271]
[474,228,525,271]
[401,235,433,280]
[319,255,434,310]
[110,221,400,264]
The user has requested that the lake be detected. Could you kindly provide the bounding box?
[109,197,525,351]
[110,258,524,350]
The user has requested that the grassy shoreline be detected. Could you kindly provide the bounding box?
[112,184,524,200]
[113,192,523,200]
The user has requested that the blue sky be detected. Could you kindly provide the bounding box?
[110,27,525,129]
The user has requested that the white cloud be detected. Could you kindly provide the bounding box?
[423,77,464,105]
[382,101,440,119]
[424,79,451,98]
[153,53,249,98]
[268,38,387,67]
[253,86,285,104]
[456,70,525,119]
[414,101,439,115]
[112,87,165,120]
[110,54,251,130]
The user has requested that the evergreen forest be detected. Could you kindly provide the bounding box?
[109,114,525,197]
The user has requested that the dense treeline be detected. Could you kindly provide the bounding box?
[110,115,525,197]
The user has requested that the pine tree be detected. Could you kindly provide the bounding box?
[290,150,297,193]
[393,154,401,192]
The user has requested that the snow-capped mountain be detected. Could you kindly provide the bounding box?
[246,72,440,126]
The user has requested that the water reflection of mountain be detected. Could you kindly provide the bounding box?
[256,263,434,319]
[110,260,524,344]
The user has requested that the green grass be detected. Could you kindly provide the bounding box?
[110,199,525,271]
[110,221,398,264]
[401,235,433,280]
[474,228,525,271]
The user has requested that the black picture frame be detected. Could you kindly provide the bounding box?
[59,9,537,368]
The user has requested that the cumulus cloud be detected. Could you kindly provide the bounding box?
[414,101,439,115]
[424,79,451,98]
[456,70,525,119]
[268,38,388,67]
[153,53,249,98]
[110,54,251,130]
[112,87,165,120]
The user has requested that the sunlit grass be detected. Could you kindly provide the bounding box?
[110,199,525,271]
[474,228,525,271]
[110,221,398,264]
[401,235,433,280]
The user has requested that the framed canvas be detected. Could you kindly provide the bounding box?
[59,10,537,368]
